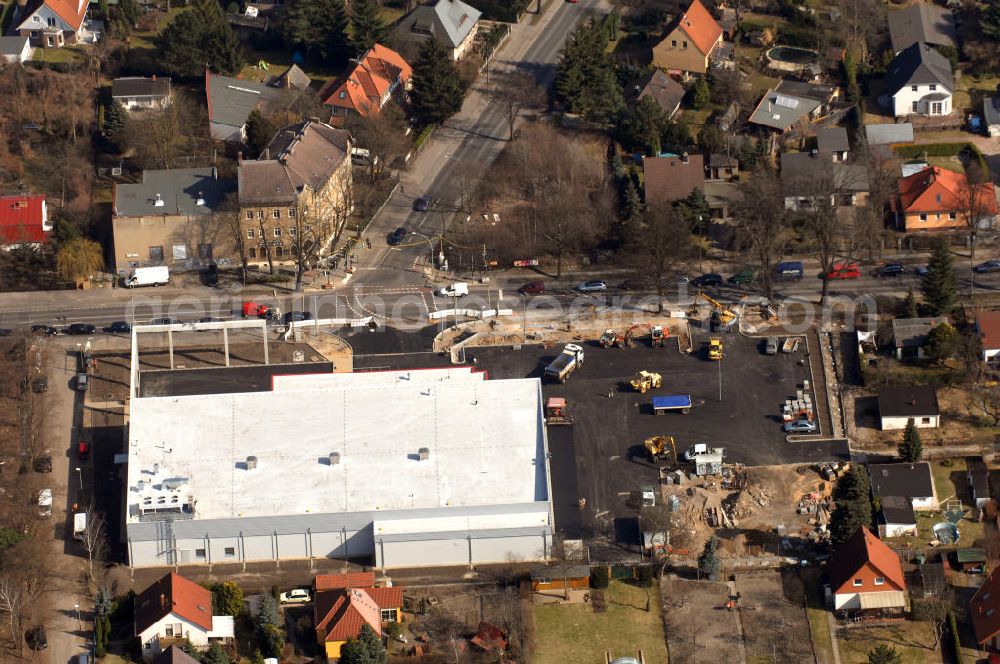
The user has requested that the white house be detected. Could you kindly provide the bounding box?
[877,385,940,430]
[112,77,173,112]
[134,572,233,661]
[883,42,953,118]
[16,0,89,48]
[869,462,938,538]
[0,36,32,64]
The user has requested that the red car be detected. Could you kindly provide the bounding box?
[826,263,860,280]
[242,301,272,319]
[77,441,90,461]
[518,281,545,295]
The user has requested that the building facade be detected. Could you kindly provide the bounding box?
[651,0,723,75]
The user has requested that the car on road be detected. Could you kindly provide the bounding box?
[826,262,860,279]
[32,456,52,473]
[518,281,545,295]
[413,196,430,212]
[0,328,11,337]
[30,325,57,336]
[388,227,408,245]
[728,269,754,285]
[438,282,469,297]
[198,317,223,324]
[66,323,97,335]
[75,372,89,391]
[78,440,90,460]
[974,260,1000,273]
[149,317,179,325]
[105,321,132,334]
[783,419,817,434]
[915,265,930,276]
[873,263,905,278]
[283,311,313,323]
[278,588,311,605]
[31,376,48,393]
[683,443,707,461]
[692,273,723,287]
[25,627,47,651]
[576,280,607,293]
[765,337,778,355]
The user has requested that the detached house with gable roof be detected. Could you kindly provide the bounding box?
[892,166,999,232]
[883,42,953,118]
[652,0,724,75]
[0,194,50,250]
[826,527,906,617]
[887,3,956,54]
[393,0,481,61]
[16,0,89,48]
[321,43,412,122]
[134,572,234,661]
[971,567,1000,649]
[313,572,403,661]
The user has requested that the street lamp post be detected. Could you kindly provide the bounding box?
[73,603,81,631]
[75,466,83,491]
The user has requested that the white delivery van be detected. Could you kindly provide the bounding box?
[124,265,170,287]
[73,512,87,539]
[438,282,469,297]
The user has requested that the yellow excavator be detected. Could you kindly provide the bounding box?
[695,292,737,331]
[630,370,662,393]
[644,435,677,463]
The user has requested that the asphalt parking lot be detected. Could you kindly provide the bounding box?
[468,330,849,537]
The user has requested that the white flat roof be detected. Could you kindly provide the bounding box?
[126,374,546,522]
[271,367,481,391]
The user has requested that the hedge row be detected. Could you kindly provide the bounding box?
[894,142,989,174]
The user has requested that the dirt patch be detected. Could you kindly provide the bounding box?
[735,570,815,663]
[661,575,741,663]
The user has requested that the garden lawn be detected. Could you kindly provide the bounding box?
[837,622,940,664]
[802,570,835,664]
[533,580,668,664]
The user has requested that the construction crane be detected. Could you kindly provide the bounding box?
[695,292,737,331]
[629,370,662,394]
[644,435,677,463]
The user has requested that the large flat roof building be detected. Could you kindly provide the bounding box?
[124,366,553,569]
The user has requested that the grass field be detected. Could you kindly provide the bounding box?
[837,622,940,664]
[532,580,669,664]
[802,571,836,664]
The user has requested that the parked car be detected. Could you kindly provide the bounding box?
[75,372,89,391]
[32,456,52,473]
[25,627,47,651]
[576,280,607,293]
[826,263,860,279]
[438,282,469,297]
[37,488,52,517]
[388,227,408,245]
[783,419,817,434]
[0,328,11,337]
[205,263,219,287]
[149,318,179,325]
[974,260,1000,273]
[692,273,723,287]
[66,323,97,335]
[873,263,905,278]
[278,588,311,605]
[31,376,48,393]
[413,196,430,212]
[198,317,223,324]
[728,269,754,285]
[764,337,779,355]
[283,311,313,323]
[105,321,132,334]
[914,265,930,276]
[518,281,545,295]
[30,325,57,336]
[78,441,90,461]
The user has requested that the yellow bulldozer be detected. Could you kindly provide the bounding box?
[630,370,662,394]
[644,435,677,463]
[708,337,723,361]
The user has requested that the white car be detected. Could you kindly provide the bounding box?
[37,488,52,517]
[438,282,469,297]
[278,588,311,605]
[683,443,707,461]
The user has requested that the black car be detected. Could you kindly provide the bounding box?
[198,317,223,323]
[874,264,905,278]
[284,311,313,323]
[149,317,179,325]
[106,321,132,334]
[25,626,47,651]
[205,263,219,287]
[30,325,57,336]
[31,376,48,393]
[388,227,408,246]
[692,273,723,287]
[974,260,1000,273]
[32,456,52,473]
[66,323,97,335]
[413,196,430,212]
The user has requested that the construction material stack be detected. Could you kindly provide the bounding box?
[782,389,814,422]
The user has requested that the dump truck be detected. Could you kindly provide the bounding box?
[630,370,662,394]
[652,394,693,415]
[123,265,169,288]
[544,344,584,383]
[708,337,723,360]
[651,325,667,347]
[644,435,676,463]
[544,397,573,425]
[599,329,625,348]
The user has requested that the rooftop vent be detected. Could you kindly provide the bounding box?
[246,455,258,470]
[196,191,206,206]
[154,194,164,207]
[162,477,188,490]
[328,452,340,466]
[418,447,430,461]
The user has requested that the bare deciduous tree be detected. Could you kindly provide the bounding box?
[294,175,355,290]
[212,194,248,283]
[628,206,694,312]
[958,161,997,290]
[80,512,108,584]
[488,70,543,141]
[734,168,789,303]
[345,104,409,182]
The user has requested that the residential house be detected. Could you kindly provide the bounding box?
[154,646,201,664]
[869,462,938,537]
[826,527,906,617]
[313,572,403,661]
[112,76,173,112]
[111,168,236,272]
[864,123,914,158]
[976,310,1000,362]
[16,0,88,47]
[883,42,953,118]
[707,153,738,181]
[748,80,838,133]
[877,384,940,430]
[392,0,481,61]
[967,456,991,510]
[651,0,724,76]
[816,127,849,162]
[0,36,32,64]
[530,565,591,592]
[970,567,1000,649]
[633,69,685,120]
[704,180,742,220]
[321,43,412,122]
[134,572,234,660]
[205,72,292,143]
[887,3,956,54]
[780,152,869,210]
[891,166,999,232]
[984,96,1000,138]
[0,194,50,250]
[890,316,948,360]
[237,120,352,268]
[643,153,705,206]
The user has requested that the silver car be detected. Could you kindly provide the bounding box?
[765,337,778,355]
[783,419,817,434]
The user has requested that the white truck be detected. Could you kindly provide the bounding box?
[544,344,584,383]
[73,512,87,540]
[124,265,169,287]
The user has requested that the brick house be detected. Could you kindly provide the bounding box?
[313,572,403,661]
[651,0,723,75]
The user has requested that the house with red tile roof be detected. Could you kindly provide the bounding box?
[314,572,404,660]
[977,311,1000,363]
[825,527,906,617]
[0,194,50,249]
[651,0,724,75]
[134,572,234,661]
[16,0,89,48]
[971,566,1000,649]
[321,43,412,123]
[892,166,999,232]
